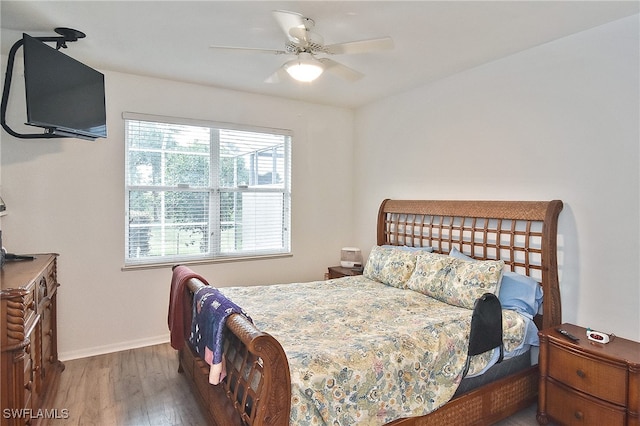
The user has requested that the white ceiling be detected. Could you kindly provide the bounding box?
[1,1,638,109]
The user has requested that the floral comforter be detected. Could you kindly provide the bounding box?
[220,276,528,425]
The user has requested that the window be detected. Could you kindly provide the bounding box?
[124,113,291,266]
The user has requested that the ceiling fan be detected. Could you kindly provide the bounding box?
[209,10,394,83]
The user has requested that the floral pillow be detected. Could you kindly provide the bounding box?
[363,245,419,289]
[406,252,504,309]
[449,247,542,317]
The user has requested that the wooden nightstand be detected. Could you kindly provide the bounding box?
[537,323,640,426]
[327,266,363,279]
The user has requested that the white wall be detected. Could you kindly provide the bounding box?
[1,68,355,359]
[353,16,640,340]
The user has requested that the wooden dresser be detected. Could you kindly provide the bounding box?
[1,254,64,426]
[537,323,640,426]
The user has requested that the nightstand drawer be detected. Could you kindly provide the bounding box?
[548,342,627,405]
[546,379,626,425]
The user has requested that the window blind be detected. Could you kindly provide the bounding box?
[124,113,291,266]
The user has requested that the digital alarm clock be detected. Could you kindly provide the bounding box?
[586,328,610,344]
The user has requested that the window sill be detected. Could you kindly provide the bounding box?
[121,252,293,271]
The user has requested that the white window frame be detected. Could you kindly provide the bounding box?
[123,112,292,268]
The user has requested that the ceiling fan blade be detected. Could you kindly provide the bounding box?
[318,58,364,82]
[272,10,305,41]
[209,45,288,55]
[325,37,394,55]
[264,67,289,84]
[289,27,309,44]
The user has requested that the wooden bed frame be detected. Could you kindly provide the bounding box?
[176,199,564,425]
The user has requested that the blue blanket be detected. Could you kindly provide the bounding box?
[188,286,251,384]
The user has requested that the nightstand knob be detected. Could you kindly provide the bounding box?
[576,369,586,378]
[574,410,584,420]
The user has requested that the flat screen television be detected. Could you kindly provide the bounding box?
[23,33,106,140]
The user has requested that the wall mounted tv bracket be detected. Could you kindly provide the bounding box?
[1,27,86,139]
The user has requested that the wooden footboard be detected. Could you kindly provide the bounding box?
[179,277,290,426]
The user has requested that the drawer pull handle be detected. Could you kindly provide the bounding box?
[574,410,584,420]
[25,380,32,391]
[576,369,586,378]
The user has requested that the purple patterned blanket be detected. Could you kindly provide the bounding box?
[188,286,251,384]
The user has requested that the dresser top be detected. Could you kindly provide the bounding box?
[541,322,640,366]
[1,253,57,293]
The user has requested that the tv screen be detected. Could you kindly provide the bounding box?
[23,33,106,140]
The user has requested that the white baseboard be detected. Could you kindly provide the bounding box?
[59,334,170,361]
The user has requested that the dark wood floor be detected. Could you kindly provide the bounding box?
[43,343,207,425]
[42,343,540,425]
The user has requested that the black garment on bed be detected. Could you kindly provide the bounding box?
[463,292,504,377]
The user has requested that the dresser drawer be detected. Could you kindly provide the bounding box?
[45,261,58,297]
[35,262,57,304]
[24,289,37,331]
[37,276,47,304]
[24,353,32,387]
[42,328,53,373]
[23,348,33,410]
[548,342,627,405]
[546,379,627,425]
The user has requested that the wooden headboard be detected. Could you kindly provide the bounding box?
[376,199,563,330]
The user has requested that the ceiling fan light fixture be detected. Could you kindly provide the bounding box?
[284,53,324,82]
